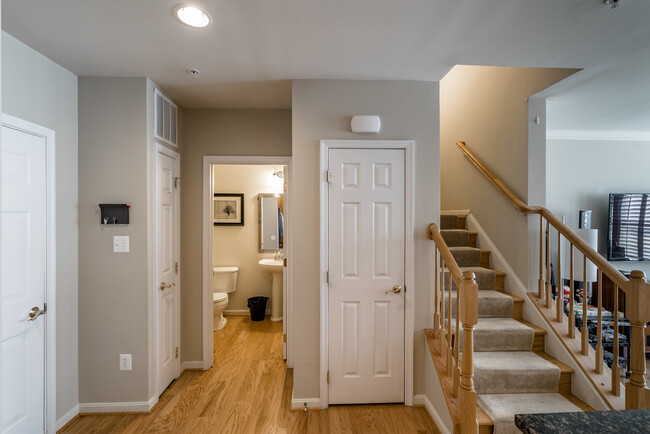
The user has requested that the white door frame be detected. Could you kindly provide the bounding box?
[152,142,181,398]
[202,156,293,370]
[1,114,57,432]
[319,140,414,408]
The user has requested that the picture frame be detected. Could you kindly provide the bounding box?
[213,193,244,225]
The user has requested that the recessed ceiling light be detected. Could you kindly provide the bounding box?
[173,4,213,28]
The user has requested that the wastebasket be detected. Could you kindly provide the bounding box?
[247,296,269,321]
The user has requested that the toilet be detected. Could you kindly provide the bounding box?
[212,266,238,331]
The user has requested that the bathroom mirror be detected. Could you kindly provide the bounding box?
[258,193,284,252]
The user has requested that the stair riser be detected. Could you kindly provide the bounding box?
[474,368,560,394]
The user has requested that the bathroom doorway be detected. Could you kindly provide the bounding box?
[202,156,292,370]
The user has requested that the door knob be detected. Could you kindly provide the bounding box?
[160,282,176,291]
[28,305,46,321]
[385,285,402,294]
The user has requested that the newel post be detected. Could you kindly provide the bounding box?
[458,271,479,434]
[624,270,650,409]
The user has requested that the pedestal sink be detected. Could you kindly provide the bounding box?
[258,259,283,321]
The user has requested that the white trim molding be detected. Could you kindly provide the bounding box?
[1,114,57,434]
[319,140,415,408]
[78,396,158,414]
[290,390,321,410]
[203,156,293,372]
[56,405,80,431]
[413,395,452,434]
[180,361,204,373]
[547,129,650,142]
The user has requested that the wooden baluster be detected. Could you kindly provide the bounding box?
[458,271,479,434]
[612,285,620,396]
[581,255,589,355]
[440,258,446,354]
[538,215,544,300]
[568,244,575,339]
[447,271,453,375]
[454,285,461,397]
[434,248,439,332]
[595,269,603,374]
[624,270,650,409]
[556,231,563,323]
[546,220,551,308]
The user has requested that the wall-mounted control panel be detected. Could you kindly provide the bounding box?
[99,203,130,225]
[113,236,129,253]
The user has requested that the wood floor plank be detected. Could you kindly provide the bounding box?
[61,315,439,433]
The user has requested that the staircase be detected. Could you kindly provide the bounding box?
[426,214,592,434]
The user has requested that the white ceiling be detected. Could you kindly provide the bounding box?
[3,0,650,109]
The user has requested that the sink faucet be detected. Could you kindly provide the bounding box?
[274,250,284,261]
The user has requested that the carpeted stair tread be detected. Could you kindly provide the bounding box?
[456,318,534,352]
[477,393,583,434]
[440,214,459,230]
[443,266,495,290]
[440,229,469,247]
[449,246,482,267]
[448,290,513,318]
[473,352,561,394]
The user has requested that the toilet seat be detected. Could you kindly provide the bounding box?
[213,292,228,303]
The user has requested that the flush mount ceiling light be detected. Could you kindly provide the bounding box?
[173,4,213,28]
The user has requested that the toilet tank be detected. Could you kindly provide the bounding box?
[212,266,238,293]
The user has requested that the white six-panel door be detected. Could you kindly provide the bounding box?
[328,148,405,404]
[155,145,180,395]
[1,123,48,433]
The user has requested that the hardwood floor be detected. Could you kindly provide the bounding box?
[61,315,439,433]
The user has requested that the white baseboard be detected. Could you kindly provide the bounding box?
[224,309,249,315]
[78,395,158,414]
[413,394,452,434]
[56,404,80,430]
[291,390,321,410]
[225,308,272,316]
[180,360,204,372]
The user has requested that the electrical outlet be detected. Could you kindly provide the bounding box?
[113,236,129,253]
[119,354,132,371]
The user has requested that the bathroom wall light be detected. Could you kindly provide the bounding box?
[273,168,284,179]
[173,4,213,28]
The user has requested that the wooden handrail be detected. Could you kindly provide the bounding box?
[428,223,464,287]
[455,140,650,411]
[456,141,629,290]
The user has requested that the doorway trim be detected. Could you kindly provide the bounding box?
[319,140,414,408]
[152,142,181,399]
[1,114,57,432]
[202,155,293,370]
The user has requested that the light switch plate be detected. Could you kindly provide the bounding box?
[113,236,129,253]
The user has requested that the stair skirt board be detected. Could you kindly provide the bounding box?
[454,318,534,352]
[478,393,582,434]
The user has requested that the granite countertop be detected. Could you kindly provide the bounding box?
[515,409,650,433]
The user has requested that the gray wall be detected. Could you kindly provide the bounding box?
[180,109,292,362]
[78,77,150,403]
[291,79,439,400]
[2,31,79,421]
[440,66,576,287]
[546,139,650,277]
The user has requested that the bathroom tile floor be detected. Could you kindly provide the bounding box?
[60,315,439,433]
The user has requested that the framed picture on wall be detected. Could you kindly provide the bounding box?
[213,193,244,225]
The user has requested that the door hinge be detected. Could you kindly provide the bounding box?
[174,177,181,189]
[283,258,287,267]
[175,347,179,359]
[404,285,407,293]
[175,262,179,274]
[326,271,331,284]
[327,370,330,384]
[283,333,287,343]
[326,170,332,184]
